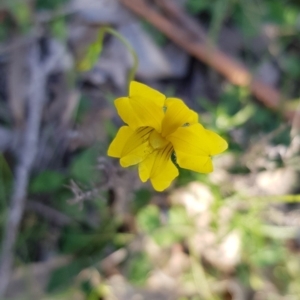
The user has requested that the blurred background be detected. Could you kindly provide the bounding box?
[0,0,300,299]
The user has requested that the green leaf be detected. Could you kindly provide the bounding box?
[36,0,69,10]
[132,188,152,213]
[251,246,285,267]
[30,171,65,193]
[62,232,95,253]
[282,55,300,78]
[76,29,105,71]
[8,1,31,31]
[69,148,98,184]
[151,226,187,247]
[151,206,191,247]
[185,0,212,15]
[168,206,189,226]
[216,104,255,130]
[47,258,90,292]
[51,18,68,40]
[127,253,152,286]
[0,154,13,206]
[137,205,161,233]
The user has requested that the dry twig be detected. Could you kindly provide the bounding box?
[119,0,294,120]
[26,200,73,227]
[0,127,12,152]
[0,41,63,296]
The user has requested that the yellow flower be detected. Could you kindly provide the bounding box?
[108,81,228,191]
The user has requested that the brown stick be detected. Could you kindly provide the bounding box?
[120,0,287,116]
[154,0,207,41]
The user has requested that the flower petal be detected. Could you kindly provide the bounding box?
[175,151,213,173]
[167,123,227,156]
[130,81,165,101]
[205,129,228,155]
[107,126,134,157]
[161,98,198,137]
[151,160,179,191]
[114,97,142,130]
[120,127,154,167]
[138,144,179,191]
[120,143,153,167]
[166,123,209,156]
[138,151,156,183]
[114,81,166,131]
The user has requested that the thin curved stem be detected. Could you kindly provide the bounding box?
[102,27,139,92]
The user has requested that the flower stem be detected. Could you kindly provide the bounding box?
[100,26,139,93]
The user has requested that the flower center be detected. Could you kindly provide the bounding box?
[149,130,169,149]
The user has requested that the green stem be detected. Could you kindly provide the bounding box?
[188,238,217,300]
[100,26,139,93]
